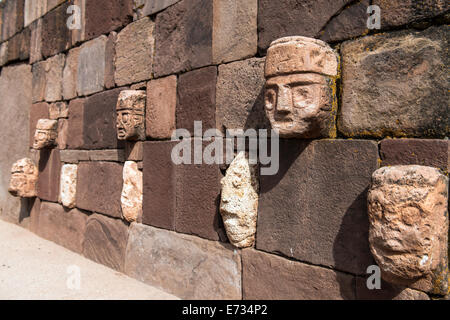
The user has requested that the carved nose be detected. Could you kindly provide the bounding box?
[276,85,292,114]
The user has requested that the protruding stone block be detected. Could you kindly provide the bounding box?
[115,17,154,86]
[220,152,259,248]
[32,119,58,150]
[8,158,38,198]
[125,223,242,299]
[264,36,338,138]
[242,249,355,300]
[83,214,129,272]
[76,162,123,218]
[339,26,449,138]
[59,164,77,209]
[368,165,449,294]
[45,54,65,102]
[146,75,176,139]
[116,90,146,141]
[121,161,143,223]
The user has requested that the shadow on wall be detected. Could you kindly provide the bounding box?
[243,87,271,133]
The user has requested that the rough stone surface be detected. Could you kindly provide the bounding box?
[355,277,430,300]
[77,36,108,96]
[146,75,176,139]
[60,150,90,163]
[45,54,65,102]
[88,150,125,162]
[37,149,61,203]
[0,42,8,66]
[7,28,30,62]
[125,223,242,300]
[177,66,217,136]
[66,98,85,149]
[257,139,379,275]
[62,47,80,100]
[83,214,129,272]
[135,0,181,17]
[121,161,143,223]
[320,0,370,43]
[257,0,353,53]
[24,0,46,27]
[105,32,116,89]
[32,119,58,150]
[115,17,154,86]
[31,61,47,103]
[142,141,177,230]
[380,139,449,173]
[76,162,123,218]
[59,164,77,209]
[368,165,449,294]
[8,158,38,198]
[49,102,68,120]
[212,0,257,64]
[216,57,268,133]
[125,141,143,161]
[29,102,49,147]
[37,201,87,254]
[339,26,449,138]
[220,152,259,248]
[41,1,71,58]
[242,249,355,300]
[154,0,213,77]
[85,0,133,41]
[373,0,449,29]
[29,18,42,64]
[56,119,69,150]
[1,0,24,40]
[116,90,146,141]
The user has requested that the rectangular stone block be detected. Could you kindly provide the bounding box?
[76,162,123,218]
[115,17,154,86]
[37,201,88,254]
[380,139,449,173]
[31,60,46,103]
[49,101,68,120]
[242,249,355,300]
[339,26,449,138]
[46,0,66,11]
[175,150,224,241]
[29,18,42,64]
[0,42,7,66]
[373,0,449,29]
[125,223,242,299]
[135,0,181,18]
[88,149,125,162]
[216,57,268,133]
[62,47,80,100]
[56,119,68,149]
[177,66,216,136]
[153,0,213,77]
[24,0,47,27]
[32,54,65,103]
[77,35,109,96]
[0,64,32,223]
[60,150,90,163]
[257,139,379,275]
[85,0,133,41]
[212,0,257,64]
[142,141,177,230]
[83,213,129,272]
[1,0,24,40]
[146,75,176,139]
[125,142,143,161]
[29,102,49,148]
[257,0,352,53]
[7,28,30,62]
[41,1,71,58]
[355,277,430,300]
[66,98,85,149]
[37,149,61,203]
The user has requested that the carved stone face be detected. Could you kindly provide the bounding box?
[264,36,338,138]
[8,158,38,198]
[116,90,146,141]
[33,119,58,149]
[264,73,333,138]
[368,165,448,286]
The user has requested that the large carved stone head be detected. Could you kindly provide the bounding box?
[368,165,448,290]
[116,90,146,141]
[33,119,58,150]
[264,37,339,138]
[8,158,38,198]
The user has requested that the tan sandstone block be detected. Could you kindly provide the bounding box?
[59,164,77,209]
[121,161,143,223]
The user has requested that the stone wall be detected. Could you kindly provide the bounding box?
[0,0,448,300]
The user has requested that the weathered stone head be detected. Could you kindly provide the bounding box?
[116,90,146,141]
[264,36,338,138]
[368,165,448,293]
[8,158,38,198]
[33,119,58,149]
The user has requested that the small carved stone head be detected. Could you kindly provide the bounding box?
[33,119,58,150]
[8,158,38,198]
[264,36,339,138]
[116,90,146,141]
[368,165,448,289]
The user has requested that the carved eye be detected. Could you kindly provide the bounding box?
[265,88,276,111]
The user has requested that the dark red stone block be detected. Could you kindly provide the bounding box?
[37,148,61,203]
[7,27,30,62]
[76,162,123,218]
[41,1,71,58]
